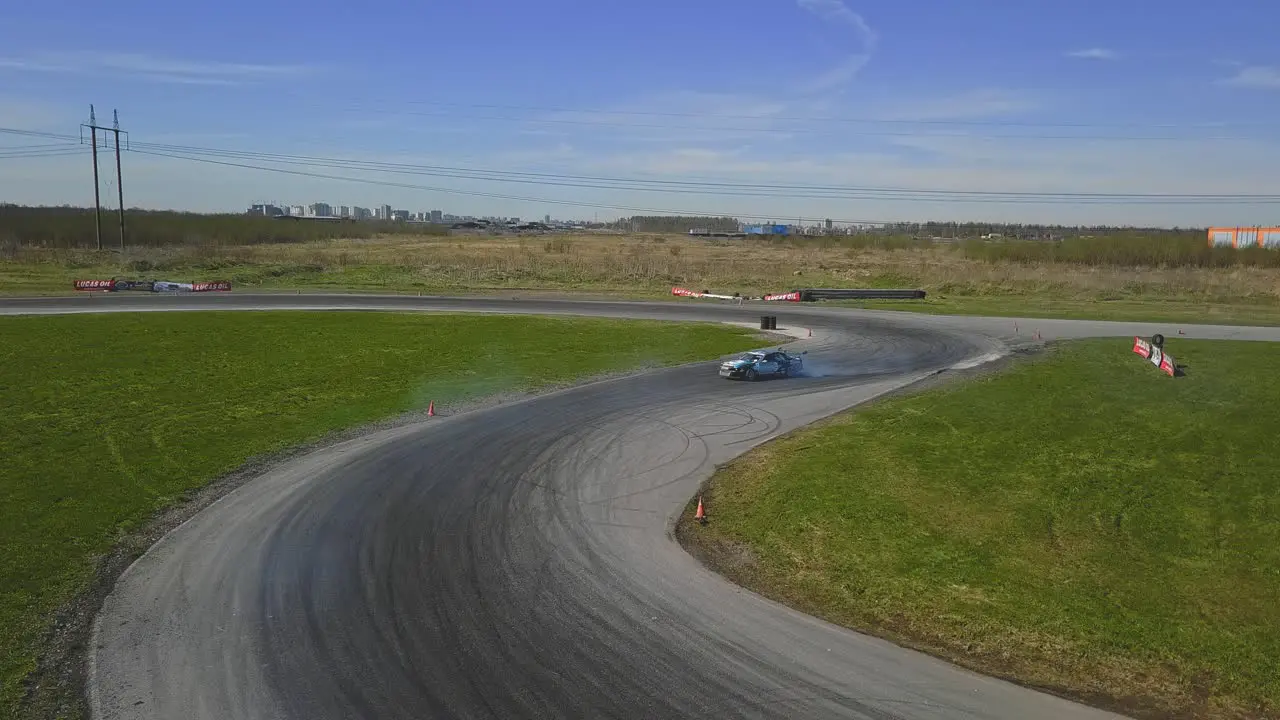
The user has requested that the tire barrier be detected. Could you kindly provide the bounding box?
[672,286,925,302]
[74,279,232,293]
[1132,335,1177,377]
[759,315,778,330]
[799,288,927,301]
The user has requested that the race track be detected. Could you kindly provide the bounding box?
[7,293,1280,720]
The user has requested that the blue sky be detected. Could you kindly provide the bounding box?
[2,0,1279,226]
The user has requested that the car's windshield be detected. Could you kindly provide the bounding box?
[737,353,763,361]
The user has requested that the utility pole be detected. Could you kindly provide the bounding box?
[82,106,128,251]
[81,106,103,251]
[113,110,126,250]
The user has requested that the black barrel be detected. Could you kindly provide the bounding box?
[760,315,771,330]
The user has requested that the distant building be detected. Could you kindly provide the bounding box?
[430,210,443,223]
[743,224,789,236]
[309,202,332,217]
[290,205,305,217]
[1208,226,1280,248]
[380,204,393,220]
[391,209,410,222]
[339,205,351,218]
[248,203,284,217]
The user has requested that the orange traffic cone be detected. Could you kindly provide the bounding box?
[427,401,435,417]
[695,496,708,525]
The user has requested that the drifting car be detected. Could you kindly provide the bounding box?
[719,349,806,380]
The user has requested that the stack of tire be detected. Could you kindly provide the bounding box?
[798,288,926,301]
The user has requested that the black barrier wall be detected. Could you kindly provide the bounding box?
[800,289,927,301]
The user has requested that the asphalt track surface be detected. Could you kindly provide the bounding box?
[8,293,1280,720]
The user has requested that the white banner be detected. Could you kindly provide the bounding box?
[152,281,194,293]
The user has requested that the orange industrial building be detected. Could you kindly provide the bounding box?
[1207,227,1280,248]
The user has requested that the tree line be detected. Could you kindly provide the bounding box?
[0,205,445,249]
[609,215,742,233]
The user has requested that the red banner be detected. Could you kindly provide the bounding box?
[763,291,801,302]
[1132,336,1152,359]
[1133,336,1176,376]
[74,279,115,291]
[192,281,232,292]
[671,287,703,298]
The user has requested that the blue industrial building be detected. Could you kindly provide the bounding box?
[743,224,790,235]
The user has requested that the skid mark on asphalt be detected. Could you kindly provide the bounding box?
[570,397,789,508]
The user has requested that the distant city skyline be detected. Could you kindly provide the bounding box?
[248,202,546,225]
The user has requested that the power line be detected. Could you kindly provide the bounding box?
[0,141,83,150]
[5,125,1280,201]
[118,138,1280,203]
[0,128,78,141]
[0,147,86,159]
[357,99,1274,130]
[326,106,1268,142]
[129,146,1280,230]
[5,125,1278,218]
[126,147,899,224]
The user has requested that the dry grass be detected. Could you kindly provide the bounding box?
[4,233,1279,323]
[6,233,1277,296]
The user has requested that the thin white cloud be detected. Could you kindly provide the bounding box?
[798,55,872,94]
[797,0,877,46]
[866,88,1041,122]
[796,0,877,93]
[0,96,71,130]
[558,134,1280,225]
[0,51,312,85]
[1219,65,1280,89]
[536,91,790,146]
[1066,48,1118,60]
[489,142,578,166]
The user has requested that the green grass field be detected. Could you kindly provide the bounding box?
[847,296,1280,327]
[0,311,763,720]
[680,338,1280,720]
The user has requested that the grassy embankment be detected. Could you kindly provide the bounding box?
[3,208,1278,325]
[679,338,1280,720]
[0,311,764,720]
